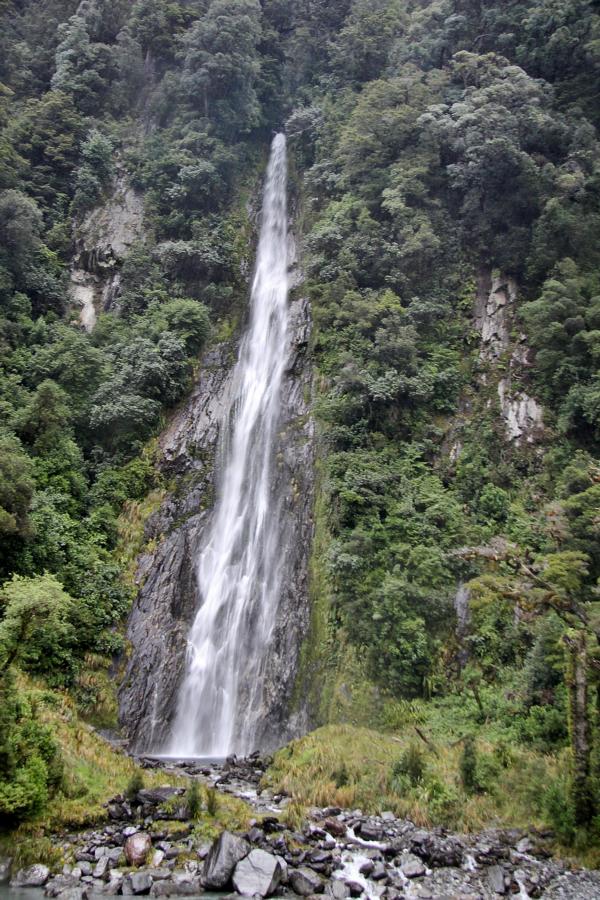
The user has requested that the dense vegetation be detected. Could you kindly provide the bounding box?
[1,0,600,854]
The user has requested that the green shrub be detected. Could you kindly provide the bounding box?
[460,736,479,794]
[206,786,218,816]
[187,780,201,819]
[125,771,145,801]
[333,761,350,788]
[424,775,460,825]
[543,776,577,845]
[391,743,426,787]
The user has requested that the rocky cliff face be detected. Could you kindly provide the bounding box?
[475,269,544,445]
[118,295,314,754]
[70,172,144,331]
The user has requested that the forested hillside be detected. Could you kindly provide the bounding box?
[1,0,600,858]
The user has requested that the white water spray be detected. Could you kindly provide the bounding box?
[166,134,290,757]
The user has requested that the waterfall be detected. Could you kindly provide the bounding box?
[166,133,290,757]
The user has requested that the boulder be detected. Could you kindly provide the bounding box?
[399,853,425,879]
[488,865,506,895]
[289,866,324,896]
[45,875,82,897]
[330,881,347,900]
[53,890,88,900]
[150,879,202,896]
[232,849,285,897]
[356,822,383,842]
[202,830,250,889]
[122,871,152,895]
[11,864,51,887]
[409,832,464,867]
[0,857,12,883]
[137,788,183,805]
[93,857,111,881]
[323,818,346,838]
[125,833,153,867]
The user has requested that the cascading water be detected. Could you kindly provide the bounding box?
[166,133,290,757]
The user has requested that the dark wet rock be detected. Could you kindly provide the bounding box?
[410,832,464,867]
[355,822,383,842]
[138,787,185,805]
[323,819,346,838]
[11,864,51,887]
[371,862,387,881]
[358,861,373,877]
[202,831,250,889]
[344,882,363,897]
[232,848,286,897]
[289,866,324,896]
[247,826,265,844]
[125,833,153,867]
[119,298,315,754]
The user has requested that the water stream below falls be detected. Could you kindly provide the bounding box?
[166,133,290,758]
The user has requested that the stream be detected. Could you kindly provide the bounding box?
[5,751,600,899]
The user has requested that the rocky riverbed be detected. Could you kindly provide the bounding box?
[5,755,600,900]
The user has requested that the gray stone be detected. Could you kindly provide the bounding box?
[0,858,12,883]
[94,857,111,881]
[125,833,153,867]
[45,875,82,896]
[150,878,202,896]
[11,864,51,887]
[53,890,88,900]
[126,871,153,895]
[400,853,426,879]
[144,868,171,882]
[79,862,93,877]
[488,865,506,894]
[371,862,387,881]
[330,881,348,900]
[202,830,250,889]
[289,866,324,896]
[233,849,285,897]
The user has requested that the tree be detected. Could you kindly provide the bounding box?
[0,433,34,541]
[149,298,211,355]
[0,573,75,677]
[180,0,263,136]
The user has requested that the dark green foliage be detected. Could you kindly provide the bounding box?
[186,780,201,819]
[205,786,218,816]
[459,736,479,795]
[0,670,62,822]
[391,743,426,787]
[125,770,144,801]
[333,761,350,788]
